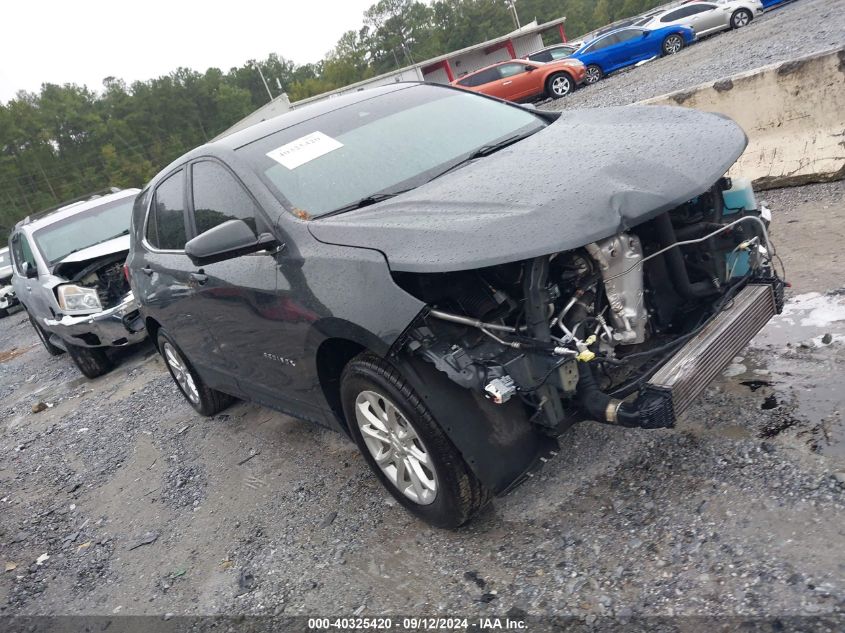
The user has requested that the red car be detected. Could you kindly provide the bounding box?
[452,58,586,102]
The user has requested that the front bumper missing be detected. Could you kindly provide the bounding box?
[640,283,778,424]
[43,292,146,348]
[0,285,18,310]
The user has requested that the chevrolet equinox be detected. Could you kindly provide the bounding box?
[128,83,784,528]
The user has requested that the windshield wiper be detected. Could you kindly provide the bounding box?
[319,188,414,219]
[429,132,538,182]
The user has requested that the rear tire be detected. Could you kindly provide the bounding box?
[731,8,752,28]
[546,72,573,99]
[584,64,603,84]
[662,34,685,56]
[157,329,234,416]
[28,312,64,356]
[340,353,491,529]
[66,343,113,379]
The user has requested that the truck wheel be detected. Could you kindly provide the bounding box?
[28,312,64,356]
[546,72,573,99]
[340,353,491,529]
[66,343,113,379]
[157,329,234,416]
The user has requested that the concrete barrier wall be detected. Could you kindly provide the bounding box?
[641,47,845,190]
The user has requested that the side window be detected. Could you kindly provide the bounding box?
[146,170,187,250]
[497,63,527,79]
[615,29,642,43]
[661,8,686,22]
[191,161,262,236]
[11,233,36,275]
[528,51,552,63]
[549,48,573,60]
[458,68,499,87]
[587,34,618,52]
[690,5,715,13]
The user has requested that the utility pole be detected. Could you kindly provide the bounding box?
[506,0,521,29]
[253,62,274,103]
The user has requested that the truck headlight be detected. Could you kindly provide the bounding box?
[57,285,102,312]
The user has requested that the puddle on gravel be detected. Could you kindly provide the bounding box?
[722,291,845,458]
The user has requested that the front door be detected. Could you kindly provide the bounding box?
[184,159,311,413]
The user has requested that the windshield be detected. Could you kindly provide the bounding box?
[237,85,546,218]
[33,197,135,265]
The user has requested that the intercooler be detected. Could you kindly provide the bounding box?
[643,283,778,419]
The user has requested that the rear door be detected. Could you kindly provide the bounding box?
[137,169,212,363]
[688,3,725,34]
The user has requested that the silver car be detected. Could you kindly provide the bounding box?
[643,0,764,37]
[9,188,146,377]
[0,246,19,317]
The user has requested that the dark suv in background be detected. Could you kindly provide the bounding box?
[128,82,782,527]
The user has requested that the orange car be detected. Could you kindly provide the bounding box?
[452,58,586,102]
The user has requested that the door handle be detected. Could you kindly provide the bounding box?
[141,266,153,276]
[503,80,513,85]
[25,285,31,292]
[189,272,208,286]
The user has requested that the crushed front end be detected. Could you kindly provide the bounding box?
[44,252,145,348]
[393,177,785,433]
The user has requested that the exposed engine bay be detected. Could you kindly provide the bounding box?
[53,252,132,313]
[395,178,785,433]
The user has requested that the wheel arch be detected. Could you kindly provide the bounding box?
[145,316,162,350]
[315,336,368,434]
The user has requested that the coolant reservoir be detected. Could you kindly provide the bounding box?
[722,177,758,215]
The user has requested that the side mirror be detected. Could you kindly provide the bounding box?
[642,31,650,37]
[524,65,536,72]
[185,219,279,266]
[23,261,38,279]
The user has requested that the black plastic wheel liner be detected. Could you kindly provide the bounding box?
[392,353,558,496]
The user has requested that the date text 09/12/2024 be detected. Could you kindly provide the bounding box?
[307,617,527,630]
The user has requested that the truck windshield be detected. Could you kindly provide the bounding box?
[237,84,546,218]
[33,197,135,266]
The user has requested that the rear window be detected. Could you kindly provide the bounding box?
[146,170,187,250]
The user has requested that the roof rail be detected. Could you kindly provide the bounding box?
[18,187,123,227]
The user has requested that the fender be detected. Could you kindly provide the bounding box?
[392,351,558,495]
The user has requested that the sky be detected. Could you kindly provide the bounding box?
[0,0,377,103]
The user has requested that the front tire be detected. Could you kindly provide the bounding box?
[662,34,685,56]
[584,64,603,84]
[28,312,64,356]
[341,353,490,529]
[731,8,752,28]
[546,72,573,99]
[157,329,233,416]
[66,343,113,379]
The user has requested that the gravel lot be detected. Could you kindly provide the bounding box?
[1,0,845,625]
[541,0,845,111]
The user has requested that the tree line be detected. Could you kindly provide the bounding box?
[0,0,666,231]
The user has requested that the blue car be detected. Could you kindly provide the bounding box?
[760,0,791,7]
[571,25,696,84]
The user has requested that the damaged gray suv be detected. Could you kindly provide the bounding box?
[10,189,146,378]
[128,83,784,528]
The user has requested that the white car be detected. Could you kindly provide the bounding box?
[643,0,764,37]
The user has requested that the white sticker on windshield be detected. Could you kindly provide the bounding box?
[265,131,343,170]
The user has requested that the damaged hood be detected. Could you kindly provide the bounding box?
[53,235,129,277]
[308,105,747,273]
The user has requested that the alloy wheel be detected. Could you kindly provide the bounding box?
[551,75,571,97]
[163,342,200,404]
[354,390,438,505]
[585,67,601,84]
[665,35,683,54]
[733,11,750,27]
